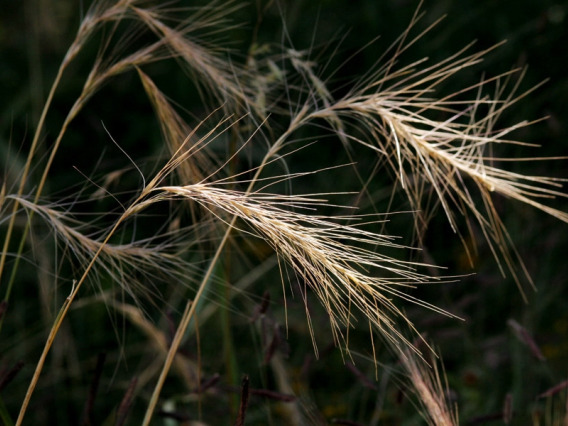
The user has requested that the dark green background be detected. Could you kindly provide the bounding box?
[1,1,567,424]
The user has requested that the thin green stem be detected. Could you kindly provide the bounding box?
[0,395,14,426]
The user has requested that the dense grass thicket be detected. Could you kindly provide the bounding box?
[1,1,567,424]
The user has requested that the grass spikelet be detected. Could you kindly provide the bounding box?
[305,29,567,294]
[131,1,257,111]
[400,349,458,426]
[146,182,457,354]
[7,195,199,301]
[136,68,217,184]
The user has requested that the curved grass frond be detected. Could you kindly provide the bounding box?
[0,0,138,285]
[294,27,568,295]
[136,68,218,184]
[400,349,458,426]
[140,183,458,355]
[131,1,258,113]
[8,195,205,302]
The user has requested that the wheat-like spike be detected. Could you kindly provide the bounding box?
[400,349,459,426]
[301,41,567,295]
[134,183,458,354]
[8,196,208,301]
[247,2,567,295]
[131,2,258,112]
[136,68,222,187]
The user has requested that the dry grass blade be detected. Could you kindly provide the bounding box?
[132,2,256,111]
[0,182,5,212]
[400,349,458,426]
[137,68,217,184]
